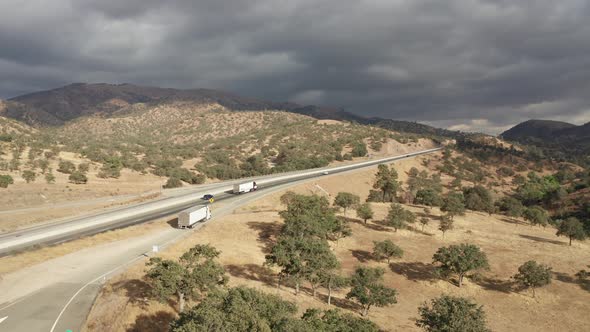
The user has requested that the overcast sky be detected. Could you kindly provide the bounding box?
[1,0,589,133]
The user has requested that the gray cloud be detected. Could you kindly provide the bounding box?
[1,0,589,133]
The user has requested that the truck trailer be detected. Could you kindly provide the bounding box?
[178,205,211,228]
[233,181,257,194]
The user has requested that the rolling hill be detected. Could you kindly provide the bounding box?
[501,119,590,165]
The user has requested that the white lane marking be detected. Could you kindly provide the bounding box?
[48,254,145,332]
[0,316,7,324]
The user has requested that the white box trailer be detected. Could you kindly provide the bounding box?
[178,205,211,228]
[233,181,257,194]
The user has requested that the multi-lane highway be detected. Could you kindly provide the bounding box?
[0,148,440,331]
[0,148,440,255]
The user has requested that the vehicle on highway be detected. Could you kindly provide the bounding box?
[178,205,211,228]
[202,194,214,202]
[322,171,329,175]
[233,181,257,194]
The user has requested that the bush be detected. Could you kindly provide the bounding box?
[22,170,36,183]
[351,141,368,157]
[78,163,90,173]
[69,171,88,184]
[164,177,183,188]
[0,174,14,188]
[44,172,56,184]
[58,160,76,174]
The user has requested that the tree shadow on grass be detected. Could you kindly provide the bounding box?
[247,221,282,254]
[407,225,434,236]
[473,276,514,293]
[498,216,527,226]
[346,217,390,232]
[554,271,590,292]
[519,234,566,246]
[316,293,361,312]
[225,263,276,287]
[389,262,435,282]
[111,278,152,308]
[350,249,373,263]
[126,311,176,332]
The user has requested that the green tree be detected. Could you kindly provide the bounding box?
[438,214,454,239]
[298,308,379,332]
[146,244,227,313]
[334,192,360,216]
[386,203,416,232]
[415,189,443,206]
[68,171,88,184]
[346,267,397,316]
[419,216,430,232]
[0,174,14,188]
[523,206,549,227]
[416,295,490,332]
[497,196,525,219]
[319,271,349,306]
[98,156,123,178]
[373,164,400,202]
[164,177,183,188]
[170,286,297,331]
[356,203,374,224]
[556,217,587,246]
[372,240,403,264]
[303,240,340,297]
[266,236,337,295]
[440,192,465,220]
[432,244,489,287]
[279,194,341,241]
[463,186,494,213]
[22,170,36,183]
[513,261,552,298]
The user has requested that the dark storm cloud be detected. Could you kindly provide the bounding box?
[1,0,589,133]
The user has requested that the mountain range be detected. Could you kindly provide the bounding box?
[0,83,458,139]
[1,83,588,165]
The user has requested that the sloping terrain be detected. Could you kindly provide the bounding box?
[83,155,590,332]
[501,119,590,165]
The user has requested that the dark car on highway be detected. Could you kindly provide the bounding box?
[202,194,214,201]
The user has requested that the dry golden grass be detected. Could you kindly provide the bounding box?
[84,156,590,331]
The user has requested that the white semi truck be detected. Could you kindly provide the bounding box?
[233,181,257,194]
[178,205,211,228]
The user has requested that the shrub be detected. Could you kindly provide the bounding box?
[58,160,76,174]
[0,174,14,188]
[22,170,36,183]
[69,171,88,184]
[164,177,183,189]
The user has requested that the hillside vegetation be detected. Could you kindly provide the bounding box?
[501,119,590,166]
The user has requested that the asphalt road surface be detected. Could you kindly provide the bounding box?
[0,148,440,331]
